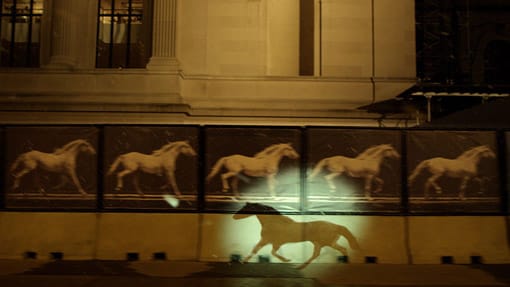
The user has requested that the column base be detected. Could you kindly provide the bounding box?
[44,55,76,70]
[146,57,180,71]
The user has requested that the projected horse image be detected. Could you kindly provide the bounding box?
[233,202,360,269]
[408,145,496,200]
[206,143,299,198]
[309,144,400,199]
[10,139,96,195]
[108,141,196,197]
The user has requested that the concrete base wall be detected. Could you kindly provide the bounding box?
[0,212,508,265]
[408,217,510,264]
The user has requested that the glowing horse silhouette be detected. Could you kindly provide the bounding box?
[108,141,196,197]
[233,202,360,269]
[10,139,96,195]
[206,143,299,198]
[408,145,496,200]
[309,144,400,199]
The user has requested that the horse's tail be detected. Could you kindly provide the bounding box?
[107,156,123,175]
[338,225,361,250]
[408,160,429,186]
[9,153,26,173]
[308,158,328,179]
[206,157,226,182]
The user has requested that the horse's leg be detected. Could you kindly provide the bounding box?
[364,175,374,200]
[324,172,340,192]
[458,176,470,200]
[68,169,87,195]
[372,176,384,193]
[242,239,269,263]
[424,174,442,199]
[330,242,348,256]
[33,171,46,195]
[165,170,182,197]
[133,173,144,196]
[271,244,291,262]
[220,171,237,192]
[473,176,488,194]
[52,174,71,192]
[267,174,277,198]
[231,176,241,199]
[115,169,134,192]
[11,160,36,191]
[297,243,322,269]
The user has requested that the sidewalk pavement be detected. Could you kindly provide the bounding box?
[0,259,509,287]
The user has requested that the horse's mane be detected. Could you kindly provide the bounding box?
[236,203,295,224]
[54,139,90,154]
[458,145,491,159]
[151,141,188,156]
[237,202,281,214]
[254,143,289,158]
[357,144,392,159]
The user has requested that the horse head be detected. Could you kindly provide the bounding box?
[380,144,400,159]
[78,140,96,155]
[55,139,95,155]
[280,143,300,159]
[233,202,281,219]
[360,144,399,160]
[477,145,496,159]
[460,145,496,160]
[176,141,197,157]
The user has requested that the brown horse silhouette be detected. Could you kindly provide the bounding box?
[233,202,360,269]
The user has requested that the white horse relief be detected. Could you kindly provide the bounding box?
[308,144,400,199]
[206,143,300,198]
[408,145,496,200]
[107,141,197,197]
[9,139,97,195]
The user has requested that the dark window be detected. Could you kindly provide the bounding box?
[299,0,314,76]
[484,40,510,84]
[96,0,151,68]
[0,0,43,67]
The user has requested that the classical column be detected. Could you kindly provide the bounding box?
[46,0,76,69]
[147,0,180,71]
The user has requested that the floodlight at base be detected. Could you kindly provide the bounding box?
[163,195,180,208]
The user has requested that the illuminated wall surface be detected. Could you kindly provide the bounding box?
[0,125,509,264]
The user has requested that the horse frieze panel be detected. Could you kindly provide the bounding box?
[306,129,402,212]
[5,126,98,209]
[205,127,301,212]
[103,126,199,210]
[407,131,500,213]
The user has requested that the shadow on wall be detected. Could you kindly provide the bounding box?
[232,202,361,269]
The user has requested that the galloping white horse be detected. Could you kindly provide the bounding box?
[408,145,496,200]
[206,143,299,198]
[108,141,196,197]
[10,139,96,195]
[308,144,400,199]
[234,202,360,269]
